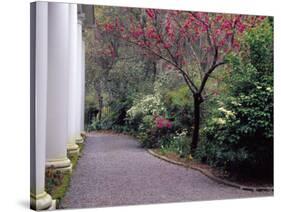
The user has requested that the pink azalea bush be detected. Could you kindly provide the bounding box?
[155,116,172,129]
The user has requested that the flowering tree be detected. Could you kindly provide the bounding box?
[85,7,121,121]
[102,8,265,154]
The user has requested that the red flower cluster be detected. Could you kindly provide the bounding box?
[146,9,155,19]
[146,27,160,40]
[101,9,267,77]
[104,23,114,32]
[155,116,172,129]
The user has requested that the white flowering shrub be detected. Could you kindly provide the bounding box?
[127,94,166,119]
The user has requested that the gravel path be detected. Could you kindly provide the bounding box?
[61,133,272,209]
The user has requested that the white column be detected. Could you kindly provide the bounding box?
[46,2,72,172]
[30,2,54,210]
[67,4,80,155]
[75,18,84,144]
[81,39,85,134]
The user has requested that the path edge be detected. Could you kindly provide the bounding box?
[147,149,273,192]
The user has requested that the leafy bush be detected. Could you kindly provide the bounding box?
[137,129,160,148]
[197,20,273,180]
[137,115,173,148]
[88,98,133,132]
[126,92,168,141]
[164,85,193,131]
[126,81,193,149]
[111,125,130,133]
[90,117,114,130]
[127,94,166,118]
[160,130,191,157]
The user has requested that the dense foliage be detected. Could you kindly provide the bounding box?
[102,8,266,152]
[197,21,273,179]
[85,5,273,182]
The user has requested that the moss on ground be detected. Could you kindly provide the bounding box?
[51,172,71,207]
[45,142,85,208]
[78,143,85,155]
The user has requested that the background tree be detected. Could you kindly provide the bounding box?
[102,9,266,153]
[85,6,160,128]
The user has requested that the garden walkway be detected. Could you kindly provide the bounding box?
[61,132,272,209]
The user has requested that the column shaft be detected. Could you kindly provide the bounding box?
[81,39,86,134]
[75,19,84,144]
[67,4,80,155]
[30,2,53,210]
[46,2,72,172]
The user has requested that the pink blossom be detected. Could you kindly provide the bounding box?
[146,9,155,19]
[166,122,172,129]
[155,116,172,129]
[104,23,114,32]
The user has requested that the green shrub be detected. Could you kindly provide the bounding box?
[160,130,191,157]
[137,129,160,148]
[90,118,114,130]
[126,92,169,146]
[111,124,130,133]
[137,121,173,148]
[164,85,193,130]
[198,20,273,180]
[127,94,166,119]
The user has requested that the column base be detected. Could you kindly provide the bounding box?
[48,200,57,211]
[49,200,56,210]
[67,143,80,155]
[75,135,84,144]
[30,191,54,210]
[46,157,72,173]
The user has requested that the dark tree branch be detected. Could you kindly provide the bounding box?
[198,61,225,94]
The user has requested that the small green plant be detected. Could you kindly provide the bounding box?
[45,166,70,208]
[160,130,191,157]
[45,166,64,191]
[45,144,85,208]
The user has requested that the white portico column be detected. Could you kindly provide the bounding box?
[75,17,84,144]
[46,2,72,172]
[30,2,54,210]
[67,4,80,155]
[81,39,86,136]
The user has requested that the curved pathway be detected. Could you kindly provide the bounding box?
[61,133,272,209]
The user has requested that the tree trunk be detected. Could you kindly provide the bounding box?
[152,61,157,82]
[190,93,201,155]
[98,94,103,121]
